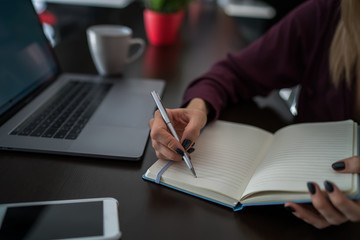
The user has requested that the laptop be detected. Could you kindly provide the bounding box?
[0,1,165,160]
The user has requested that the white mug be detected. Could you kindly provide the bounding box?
[86,25,145,75]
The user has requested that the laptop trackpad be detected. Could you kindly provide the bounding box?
[70,125,148,159]
[89,91,153,128]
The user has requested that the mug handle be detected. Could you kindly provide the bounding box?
[126,38,146,64]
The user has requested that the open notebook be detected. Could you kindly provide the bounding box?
[143,120,360,211]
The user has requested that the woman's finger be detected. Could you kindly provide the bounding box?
[307,182,347,226]
[332,156,360,173]
[284,202,330,229]
[325,181,360,222]
[151,139,183,161]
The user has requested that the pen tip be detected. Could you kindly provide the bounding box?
[191,168,197,178]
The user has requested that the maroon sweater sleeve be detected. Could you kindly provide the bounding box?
[182,0,339,121]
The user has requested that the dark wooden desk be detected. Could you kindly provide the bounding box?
[0,1,359,239]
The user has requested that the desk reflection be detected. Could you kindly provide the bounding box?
[144,43,182,80]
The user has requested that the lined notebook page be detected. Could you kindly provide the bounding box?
[147,121,273,202]
[242,120,356,200]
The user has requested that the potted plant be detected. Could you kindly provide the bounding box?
[144,0,191,46]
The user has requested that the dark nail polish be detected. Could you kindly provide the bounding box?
[191,142,195,147]
[285,206,295,213]
[324,180,334,193]
[175,148,184,156]
[182,139,192,150]
[307,182,316,195]
[187,148,195,154]
[332,162,345,171]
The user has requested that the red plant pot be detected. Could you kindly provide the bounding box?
[144,9,185,46]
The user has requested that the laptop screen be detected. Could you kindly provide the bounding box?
[0,0,59,115]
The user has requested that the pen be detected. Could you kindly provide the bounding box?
[151,91,197,178]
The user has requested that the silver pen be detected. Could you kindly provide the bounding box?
[151,91,197,178]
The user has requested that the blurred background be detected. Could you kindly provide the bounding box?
[31,0,305,47]
[30,0,306,125]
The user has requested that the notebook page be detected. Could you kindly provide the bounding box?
[147,121,273,202]
[242,120,356,200]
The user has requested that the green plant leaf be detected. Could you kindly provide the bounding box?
[145,0,191,13]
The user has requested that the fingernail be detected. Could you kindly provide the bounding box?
[182,139,192,150]
[324,180,334,193]
[187,148,195,154]
[307,182,316,195]
[332,162,345,171]
[191,142,195,147]
[285,206,295,213]
[175,148,184,156]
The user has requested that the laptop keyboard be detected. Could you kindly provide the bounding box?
[10,81,112,140]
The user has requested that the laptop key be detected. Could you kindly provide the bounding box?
[54,130,68,139]
[42,128,58,138]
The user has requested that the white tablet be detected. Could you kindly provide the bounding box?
[0,198,121,239]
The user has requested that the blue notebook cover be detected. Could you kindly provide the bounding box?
[142,125,360,211]
[143,174,360,211]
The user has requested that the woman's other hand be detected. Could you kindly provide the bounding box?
[284,156,360,229]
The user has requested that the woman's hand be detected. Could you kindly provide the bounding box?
[149,98,208,161]
[284,156,360,229]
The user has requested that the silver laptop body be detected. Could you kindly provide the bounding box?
[0,1,165,160]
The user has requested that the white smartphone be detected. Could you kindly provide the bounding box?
[0,198,121,240]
